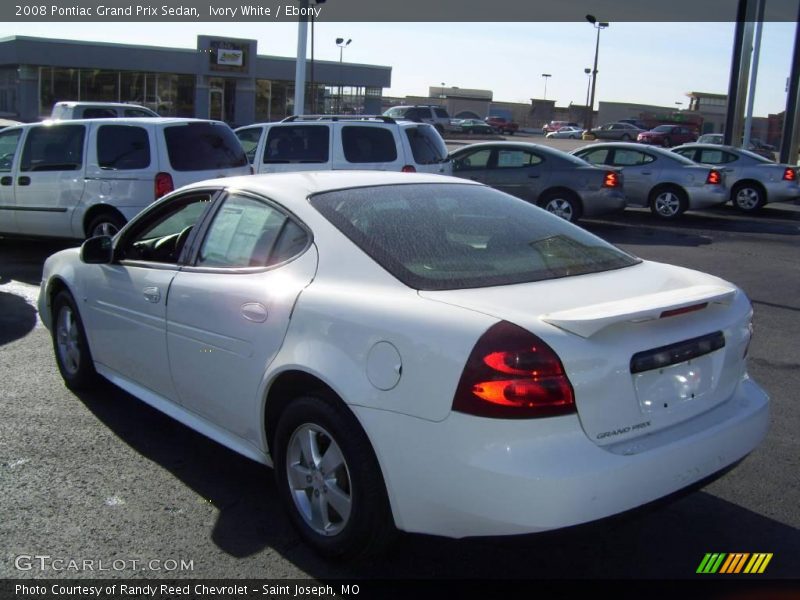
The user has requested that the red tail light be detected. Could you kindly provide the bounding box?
[783,167,796,181]
[603,171,620,188]
[453,321,575,419]
[401,165,416,173]
[706,169,722,185]
[155,172,174,199]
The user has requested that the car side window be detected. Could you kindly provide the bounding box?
[20,125,85,172]
[197,194,308,268]
[699,149,737,164]
[120,193,214,264]
[612,150,654,166]
[455,149,492,170]
[673,149,698,161]
[264,125,329,164]
[82,108,118,118]
[97,125,151,170]
[235,127,263,163]
[496,149,542,168]
[342,126,398,163]
[0,129,22,172]
[124,108,155,117]
[577,148,609,165]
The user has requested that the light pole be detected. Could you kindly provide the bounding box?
[584,67,592,113]
[336,37,351,114]
[541,73,551,100]
[585,15,609,131]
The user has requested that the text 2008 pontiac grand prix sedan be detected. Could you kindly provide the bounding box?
[38,171,769,559]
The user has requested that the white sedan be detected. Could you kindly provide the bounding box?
[39,171,769,559]
[546,125,584,139]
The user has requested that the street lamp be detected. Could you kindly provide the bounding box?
[585,15,609,131]
[541,73,552,100]
[336,37,351,114]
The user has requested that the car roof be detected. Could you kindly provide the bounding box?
[673,143,742,152]
[182,171,479,201]
[54,101,150,108]
[26,117,226,128]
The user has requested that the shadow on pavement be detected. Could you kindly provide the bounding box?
[73,381,800,579]
[0,291,37,345]
[0,237,77,286]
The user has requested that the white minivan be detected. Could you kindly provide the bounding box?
[235,116,452,176]
[0,118,251,239]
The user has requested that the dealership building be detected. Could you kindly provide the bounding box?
[0,35,391,125]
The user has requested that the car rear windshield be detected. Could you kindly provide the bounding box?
[310,183,639,291]
[164,122,248,171]
[405,125,448,164]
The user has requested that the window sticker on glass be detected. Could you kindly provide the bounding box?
[497,150,526,168]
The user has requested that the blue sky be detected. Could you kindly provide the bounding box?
[8,21,795,117]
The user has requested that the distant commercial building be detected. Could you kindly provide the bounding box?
[0,35,391,125]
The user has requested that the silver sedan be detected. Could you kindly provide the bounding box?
[449,142,626,223]
[672,143,800,212]
[546,126,584,139]
[572,142,728,219]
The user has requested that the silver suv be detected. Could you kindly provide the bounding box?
[382,105,451,134]
[236,116,452,176]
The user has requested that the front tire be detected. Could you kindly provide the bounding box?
[52,290,98,390]
[539,190,582,223]
[273,393,395,560]
[732,182,766,212]
[650,186,688,219]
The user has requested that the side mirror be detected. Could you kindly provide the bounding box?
[81,235,114,264]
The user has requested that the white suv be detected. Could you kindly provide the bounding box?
[382,105,452,134]
[51,101,159,119]
[235,116,452,176]
[0,118,251,239]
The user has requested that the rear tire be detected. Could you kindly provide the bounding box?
[87,211,126,238]
[732,182,766,212]
[649,186,688,219]
[52,290,98,391]
[273,393,396,560]
[621,134,632,141]
[662,137,672,148]
[539,190,582,223]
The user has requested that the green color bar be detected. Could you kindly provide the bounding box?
[710,553,727,573]
[697,553,714,574]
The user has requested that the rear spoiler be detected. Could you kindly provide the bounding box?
[541,284,737,338]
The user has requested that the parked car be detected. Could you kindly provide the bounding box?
[455,119,496,135]
[618,118,647,130]
[382,105,451,134]
[672,143,799,212]
[637,125,697,147]
[39,170,768,559]
[546,125,584,139]
[543,120,581,135]
[696,133,776,161]
[50,101,159,120]
[0,118,250,239]
[449,141,625,222]
[235,116,451,176]
[589,122,646,141]
[485,116,519,135]
[572,142,727,219]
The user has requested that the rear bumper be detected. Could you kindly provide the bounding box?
[763,180,800,204]
[579,188,627,217]
[687,184,729,209]
[355,376,768,538]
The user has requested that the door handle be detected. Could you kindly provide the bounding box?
[17,176,30,186]
[528,174,540,179]
[143,287,161,303]
[0,176,11,186]
[641,171,652,175]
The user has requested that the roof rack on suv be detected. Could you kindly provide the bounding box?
[281,115,397,124]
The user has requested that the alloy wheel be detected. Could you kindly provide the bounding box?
[286,423,353,537]
[56,305,81,376]
[544,198,575,221]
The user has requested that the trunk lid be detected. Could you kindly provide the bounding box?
[421,261,753,446]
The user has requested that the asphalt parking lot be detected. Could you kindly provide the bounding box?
[1,185,799,582]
